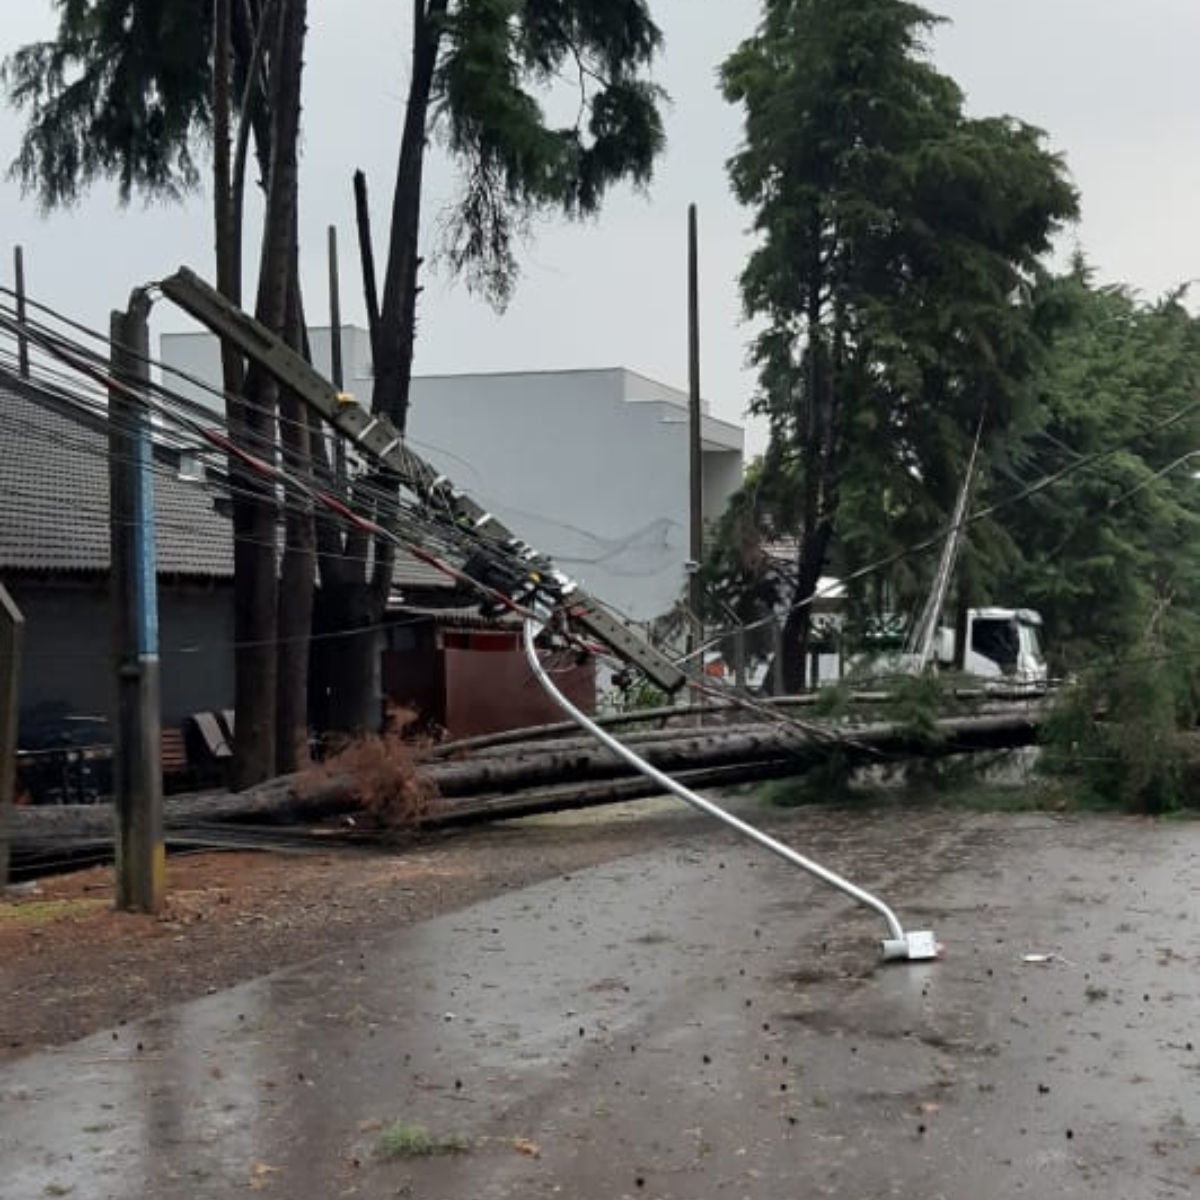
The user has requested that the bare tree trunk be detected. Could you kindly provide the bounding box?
[785,266,827,692]
[353,169,382,368]
[785,522,832,693]
[215,0,274,788]
[231,0,309,785]
[276,266,315,774]
[373,0,446,435]
[314,579,380,737]
[316,1,448,738]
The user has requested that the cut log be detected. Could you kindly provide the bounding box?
[6,707,1042,873]
[428,710,1041,796]
[431,758,807,826]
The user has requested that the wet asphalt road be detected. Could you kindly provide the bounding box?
[2,805,1200,1199]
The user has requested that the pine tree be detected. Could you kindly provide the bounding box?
[719,0,1077,689]
[5,0,668,748]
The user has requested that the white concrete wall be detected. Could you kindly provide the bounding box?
[404,368,743,620]
[157,335,744,621]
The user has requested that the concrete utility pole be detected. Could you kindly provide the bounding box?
[687,205,704,660]
[0,584,24,888]
[109,290,164,913]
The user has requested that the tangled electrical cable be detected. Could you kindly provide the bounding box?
[3,277,1198,733]
[0,292,575,633]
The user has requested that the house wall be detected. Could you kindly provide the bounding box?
[5,577,235,734]
[380,647,445,733]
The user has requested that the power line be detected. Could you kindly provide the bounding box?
[5,282,1198,702]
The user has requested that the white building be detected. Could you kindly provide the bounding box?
[159,328,744,621]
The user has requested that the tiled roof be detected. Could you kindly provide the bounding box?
[0,379,453,590]
[0,379,234,578]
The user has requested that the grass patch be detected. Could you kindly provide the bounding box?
[375,1121,470,1160]
[0,898,106,926]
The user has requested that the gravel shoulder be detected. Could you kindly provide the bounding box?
[0,800,699,1062]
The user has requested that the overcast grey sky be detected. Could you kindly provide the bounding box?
[3,0,1199,457]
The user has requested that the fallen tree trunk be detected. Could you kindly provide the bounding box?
[6,771,363,871]
[429,710,1040,796]
[431,758,808,826]
[7,709,1041,871]
[424,686,1041,758]
[423,687,1026,758]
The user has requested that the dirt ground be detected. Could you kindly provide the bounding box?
[0,809,682,1064]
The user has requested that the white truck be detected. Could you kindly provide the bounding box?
[935,607,1048,690]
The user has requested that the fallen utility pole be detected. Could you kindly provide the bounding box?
[159,267,686,695]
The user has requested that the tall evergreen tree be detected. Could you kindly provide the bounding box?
[309,0,667,732]
[5,0,667,747]
[6,0,306,785]
[719,0,1077,689]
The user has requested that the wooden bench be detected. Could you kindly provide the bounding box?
[161,726,192,791]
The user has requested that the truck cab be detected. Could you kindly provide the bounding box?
[937,607,1047,690]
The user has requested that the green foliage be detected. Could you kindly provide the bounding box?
[903,769,1084,811]
[437,0,664,303]
[3,0,214,207]
[759,757,1078,811]
[601,673,668,715]
[698,454,797,658]
[886,671,949,745]
[4,0,666,306]
[375,1121,470,1159]
[1003,263,1200,812]
[716,0,1077,683]
[810,677,854,719]
[760,754,852,807]
[1041,621,1200,813]
[1006,265,1200,672]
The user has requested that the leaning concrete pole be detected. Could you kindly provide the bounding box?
[0,584,24,887]
[109,290,164,912]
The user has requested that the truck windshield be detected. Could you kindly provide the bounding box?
[970,618,1019,671]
